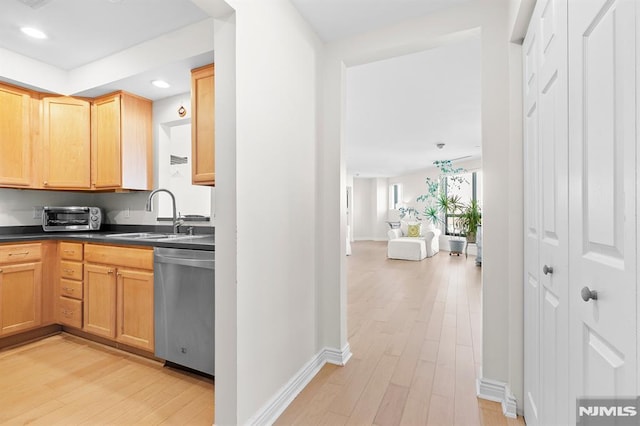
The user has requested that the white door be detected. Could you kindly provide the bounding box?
[523,9,542,425]
[523,0,570,425]
[568,1,637,425]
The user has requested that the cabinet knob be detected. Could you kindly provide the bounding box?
[43,181,48,186]
[0,269,3,273]
[107,269,114,274]
[581,286,598,302]
[543,265,554,275]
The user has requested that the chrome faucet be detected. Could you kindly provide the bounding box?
[145,188,184,234]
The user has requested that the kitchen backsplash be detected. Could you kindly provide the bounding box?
[0,188,214,228]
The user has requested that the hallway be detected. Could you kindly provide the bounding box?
[277,241,524,425]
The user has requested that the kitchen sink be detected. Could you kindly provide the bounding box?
[105,232,166,239]
[105,232,210,241]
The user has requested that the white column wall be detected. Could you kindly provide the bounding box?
[352,178,374,240]
[375,178,389,240]
[230,0,322,423]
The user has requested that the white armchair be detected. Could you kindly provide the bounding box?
[387,224,441,260]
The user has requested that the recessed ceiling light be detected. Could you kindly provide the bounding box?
[151,80,170,89]
[21,27,48,39]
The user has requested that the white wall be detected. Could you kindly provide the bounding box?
[352,178,374,239]
[0,189,93,227]
[216,0,323,423]
[317,0,525,413]
[154,93,214,221]
[351,177,389,241]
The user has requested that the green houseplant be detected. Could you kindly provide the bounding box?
[460,199,482,243]
[436,193,466,254]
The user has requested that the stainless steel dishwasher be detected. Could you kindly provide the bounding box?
[154,247,214,376]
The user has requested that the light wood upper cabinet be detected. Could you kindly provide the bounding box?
[0,243,43,336]
[191,64,215,186]
[91,91,153,190]
[42,96,91,189]
[0,83,33,187]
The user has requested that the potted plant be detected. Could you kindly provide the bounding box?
[436,193,466,255]
[460,199,482,243]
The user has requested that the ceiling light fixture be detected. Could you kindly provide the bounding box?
[151,80,170,89]
[436,142,445,150]
[20,26,48,39]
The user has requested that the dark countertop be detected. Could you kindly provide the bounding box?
[0,225,214,251]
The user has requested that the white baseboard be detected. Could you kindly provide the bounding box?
[476,377,518,418]
[247,343,353,425]
[324,343,352,366]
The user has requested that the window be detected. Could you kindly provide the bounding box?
[444,171,482,236]
[389,183,402,210]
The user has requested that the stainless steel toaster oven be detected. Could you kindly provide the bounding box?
[42,206,102,231]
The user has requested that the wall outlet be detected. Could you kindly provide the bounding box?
[33,206,43,219]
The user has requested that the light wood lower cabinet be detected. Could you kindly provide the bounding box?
[116,268,154,351]
[0,243,43,336]
[57,241,84,329]
[84,263,117,338]
[84,244,154,352]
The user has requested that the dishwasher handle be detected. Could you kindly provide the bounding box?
[154,254,214,270]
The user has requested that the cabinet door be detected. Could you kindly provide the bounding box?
[0,83,32,187]
[117,268,154,351]
[42,96,91,189]
[91,94,122,189]
[0,262,42,335]
[84,263,116,338]
[191,64,215,186]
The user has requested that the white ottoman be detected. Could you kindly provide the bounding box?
[387,237,427,261]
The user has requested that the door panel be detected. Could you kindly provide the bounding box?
[539,1,569,425]
[568,0,636,424]
[523,6,542,426]
[523,1,569,425]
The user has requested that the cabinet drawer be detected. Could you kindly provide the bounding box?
[59,297,82,328]
[60,242,83,261]
[60,278,83,300]
[85,244,153,270]
[60,260,83,280]
[0,243,41,264]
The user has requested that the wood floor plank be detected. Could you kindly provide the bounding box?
[373,383,410,426]
[345,354,399,425]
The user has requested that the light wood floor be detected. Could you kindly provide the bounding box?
[0,242,525,426]
[276,241,525,426]
[0,333,214,425]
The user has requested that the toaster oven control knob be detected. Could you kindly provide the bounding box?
[91,208,99,215]
[91,216,98,221]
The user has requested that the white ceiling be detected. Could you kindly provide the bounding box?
[345,37,481,178]
[0,0,214,100]
[290,0,471,42]
[1,0,208,70]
